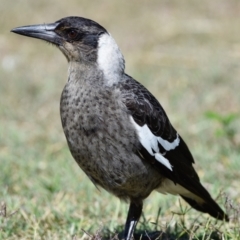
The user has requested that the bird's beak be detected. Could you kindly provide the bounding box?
[11,22,61,45]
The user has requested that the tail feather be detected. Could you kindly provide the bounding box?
[157,178,229,221]
[180,195,229,221]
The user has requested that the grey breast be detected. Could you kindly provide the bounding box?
[60,75,163,200]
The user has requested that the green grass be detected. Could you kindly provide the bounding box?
[1,0,240,239]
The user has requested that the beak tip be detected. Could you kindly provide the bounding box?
[10,27,24,34]
[10,23,61,45]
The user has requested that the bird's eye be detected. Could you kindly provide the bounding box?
[67,29,78,39]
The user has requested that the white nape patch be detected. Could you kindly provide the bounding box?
[157,179,204,203]
[130,117,179,171]
[97,33,125,85]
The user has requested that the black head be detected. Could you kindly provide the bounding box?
[11,17,108,62]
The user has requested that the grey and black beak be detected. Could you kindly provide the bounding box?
[11,22,61,45]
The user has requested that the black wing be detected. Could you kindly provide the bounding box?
[121,74,228,221]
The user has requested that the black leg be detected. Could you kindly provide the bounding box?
[123,201,143,240]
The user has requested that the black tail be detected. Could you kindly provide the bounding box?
[181,195,229,221]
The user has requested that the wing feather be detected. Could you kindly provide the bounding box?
[120,74,228,221]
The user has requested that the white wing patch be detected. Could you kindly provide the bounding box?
[130,116,180,171]
[158,135,180,151]
[155,153,173,171]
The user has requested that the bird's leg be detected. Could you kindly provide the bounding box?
[123,201,143,240]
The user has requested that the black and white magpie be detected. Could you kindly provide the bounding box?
[11,17,228,240]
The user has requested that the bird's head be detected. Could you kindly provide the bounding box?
[11,17,125,83]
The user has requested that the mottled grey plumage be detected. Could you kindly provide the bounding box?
[61,63,163,201]
[11,16,228,240]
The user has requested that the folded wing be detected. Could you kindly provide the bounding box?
[121,75,228,221]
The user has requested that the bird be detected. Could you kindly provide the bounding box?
[11,17,228,240]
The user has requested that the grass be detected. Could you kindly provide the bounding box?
[1,0,240,239]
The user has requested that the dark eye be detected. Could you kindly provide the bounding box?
[67,29,78,39]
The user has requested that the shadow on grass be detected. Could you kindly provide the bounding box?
[83,227,188,240]
[85,224,234,240]
[80,202,238,240]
